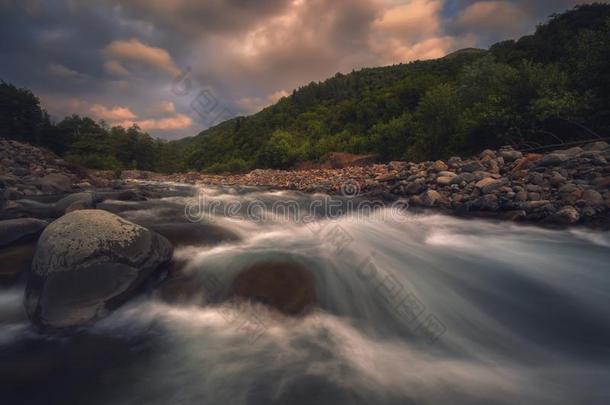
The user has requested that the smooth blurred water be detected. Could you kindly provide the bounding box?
[1,185,609,404]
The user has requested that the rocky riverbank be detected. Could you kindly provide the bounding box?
[0,139,92,204]
[1,139,305,328]
[2,138,610,228]
[0,137,608,332]
[139,142,610,227]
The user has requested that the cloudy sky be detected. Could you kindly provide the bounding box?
[0,0,601,139]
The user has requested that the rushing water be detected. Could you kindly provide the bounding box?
[1,185,610,404]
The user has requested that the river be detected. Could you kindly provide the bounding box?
[1,184,610,404]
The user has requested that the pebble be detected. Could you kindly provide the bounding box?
[3,138,608,227]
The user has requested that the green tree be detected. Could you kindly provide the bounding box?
[409,83,461,160]
[258,130,303,168]
[0,81,50,144]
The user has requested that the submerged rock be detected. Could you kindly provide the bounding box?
[231,260,316,316]
[116,189,148,201]
[145,222,240,247]
[54,192,97,216]
[25,209,173,329]
[156,275,208,306]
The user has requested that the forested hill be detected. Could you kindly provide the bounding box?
[180,3,610,172]
[1,4,609,174]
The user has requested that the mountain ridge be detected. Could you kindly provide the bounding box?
[178,3,610,172]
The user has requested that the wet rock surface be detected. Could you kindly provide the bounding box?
[25,210,173,329]
[143,222,241,248]
[156,275,208,306]
[231,260,316,316]
[143,142,610,228]
[0,139,89,201]
[3,137,609,228]
[0,218,48,248]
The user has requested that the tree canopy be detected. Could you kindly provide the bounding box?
[1,4,609,173]
[180,3,610,170]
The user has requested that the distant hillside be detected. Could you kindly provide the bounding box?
[2,4,609,174]
[179,3,610,172]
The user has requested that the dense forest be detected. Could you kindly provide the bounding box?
[1,4,609,173]
[0,82,185,173]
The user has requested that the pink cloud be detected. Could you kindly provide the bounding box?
[90,104,137,121]
[117,114,193,131]
[104,38,180,76]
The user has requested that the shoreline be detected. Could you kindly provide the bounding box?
[116,142,610,230]
[2,138,609,230]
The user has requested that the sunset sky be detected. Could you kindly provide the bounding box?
[0,0,603,139]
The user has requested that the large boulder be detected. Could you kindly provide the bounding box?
[36,173,73,194]
[0,218,48,248]
[6,199,57,219]
[25,210,173,329]
[145,222,240,247]
[156,275,208,306]
[231,261,316,316]
[54,192,98,216]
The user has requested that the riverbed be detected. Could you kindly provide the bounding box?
[2,184,610,404]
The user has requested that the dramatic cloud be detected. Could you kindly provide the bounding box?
[117,114,193,131]
[368,0,477,65]
[90,104,137,121]
[104,38,180,77]
[195,0,381,94]
[106,0,292,36]
[453,1,532,41]
[149,101,176,115]
[374,0,443,38]
[48,63,88,80]
[1,0,603,139]
[104,60,129,76]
